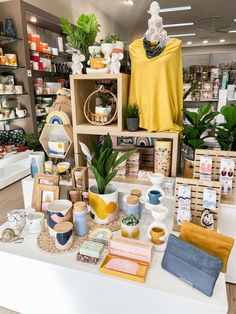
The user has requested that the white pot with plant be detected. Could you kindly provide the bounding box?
[79,133,137,224]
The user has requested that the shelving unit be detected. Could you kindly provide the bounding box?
[70,73,180,178]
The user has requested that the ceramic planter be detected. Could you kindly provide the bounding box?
[121,219,140,239]
[126,117,139,131]
[88,184,118,224]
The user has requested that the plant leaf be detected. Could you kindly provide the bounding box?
[105,169,118,187]
[79,142,92,160]
[113,148,138,169]
[105,150,119,174]
[88,161,106,194]
[184,110,198,125]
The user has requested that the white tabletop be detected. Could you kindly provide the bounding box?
[0,205,228,314]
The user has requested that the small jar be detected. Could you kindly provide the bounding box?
[126,195,141,218]
[73,202,88,236]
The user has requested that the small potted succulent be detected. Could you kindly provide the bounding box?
[95,91,112,123]
[121,214,140,239]
[125,103,140,131]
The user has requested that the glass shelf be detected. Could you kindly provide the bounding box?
[0,65,25,71]
[0,114,30,123]
[0,93,28,97]
[0,34,22,45]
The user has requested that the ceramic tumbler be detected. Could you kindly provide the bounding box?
[73,202,88,236]
[69,190,79,204]
[150,227,165,245]
[26,212,44,234]
[54,221,73,250]
[47,200,72,237]
[30,151,45,178]
[45,160,53,175]
[148,190,161,205]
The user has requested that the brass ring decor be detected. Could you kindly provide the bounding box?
[83,86,117,126]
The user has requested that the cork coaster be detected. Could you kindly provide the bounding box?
[87,211,126,232]
[37,230,89,255]
[37,211,125,254]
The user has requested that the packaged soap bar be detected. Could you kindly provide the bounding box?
[79,240,104,259]
[108,237,153,263]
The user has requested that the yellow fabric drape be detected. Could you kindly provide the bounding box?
[128,38,183,132]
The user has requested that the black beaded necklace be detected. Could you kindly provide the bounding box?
[143,37,166,59]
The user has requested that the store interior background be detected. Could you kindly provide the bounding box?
[0,0,236,313]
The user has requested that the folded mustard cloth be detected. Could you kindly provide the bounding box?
[179,221,234,273]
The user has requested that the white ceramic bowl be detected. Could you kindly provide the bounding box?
[149,173,165,186]
[151,205,169,221]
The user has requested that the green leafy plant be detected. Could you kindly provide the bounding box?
[60,14,100,59]
[125,103,140,118]
[21,120,45,151]
[104,33,121,43]
[183,104,218,150]
[79,133,137,194]
[216,105,236,151]
[97,92,111,107]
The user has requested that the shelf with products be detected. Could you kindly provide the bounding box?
[0,114,30,124]
[32,69,69,78]
[34,93,57,97]
[0,93,28,97]
[0,65,25,71]
[29,49,72,60]
[71,73,179,178]
[0,34,22,45]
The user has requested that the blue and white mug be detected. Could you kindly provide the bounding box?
[148,190,161,205]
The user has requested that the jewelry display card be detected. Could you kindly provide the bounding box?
[220,158,235,195]
[199,156,212,181]
[203,188,217,211]
[201,209,214,230]
[177,185,191,225]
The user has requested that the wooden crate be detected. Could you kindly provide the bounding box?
[194,149,236,204]
[173,177,221,232]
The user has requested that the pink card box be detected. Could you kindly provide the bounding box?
[108,237,153,264]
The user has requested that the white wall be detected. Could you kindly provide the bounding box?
[182,44,236,67]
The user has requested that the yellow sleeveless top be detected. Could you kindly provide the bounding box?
[128,38,183,132]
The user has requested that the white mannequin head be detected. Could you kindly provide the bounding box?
[147,1,160,17]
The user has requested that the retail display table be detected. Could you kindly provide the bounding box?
[0,209,228,314]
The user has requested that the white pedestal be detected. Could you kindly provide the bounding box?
[0,151,31,190]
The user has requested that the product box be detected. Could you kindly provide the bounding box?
[48,140,69,157]
[100,237,153,283]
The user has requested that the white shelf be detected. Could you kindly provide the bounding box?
[0,150,31,189]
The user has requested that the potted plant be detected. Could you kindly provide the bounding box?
[183,103,218,178]
[95,91,113,123]
[125,103,140,131]
[216,105,236,151]
[60,14,100,61]
[79,133,137,224]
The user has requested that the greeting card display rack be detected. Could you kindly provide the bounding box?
[173,177,221,232]
[194,149,236,204]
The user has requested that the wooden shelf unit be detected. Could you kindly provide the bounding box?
[70,74,180,178]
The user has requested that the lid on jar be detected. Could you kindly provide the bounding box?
[54,221,73,233]
[127,195,139,205]
[131,189,142,198]
[74,201,87,212]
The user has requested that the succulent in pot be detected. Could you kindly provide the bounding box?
[79,133,137,224]
[125,103,141,132]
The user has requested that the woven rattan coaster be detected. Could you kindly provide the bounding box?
[37,212,125,254]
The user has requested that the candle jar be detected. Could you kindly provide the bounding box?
[73,202,88,236]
